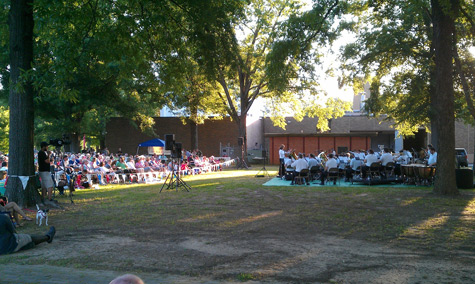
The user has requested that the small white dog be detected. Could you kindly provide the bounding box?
[36,204,49,226]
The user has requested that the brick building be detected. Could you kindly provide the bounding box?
[260,114,395,165]
[256,114,475,165]
[105,117,239,157]
[105,114,475,164]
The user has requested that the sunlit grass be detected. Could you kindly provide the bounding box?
[221,211,283,228]
[9,167,475,272]
[401,215,450,238]
[400,197,423,206]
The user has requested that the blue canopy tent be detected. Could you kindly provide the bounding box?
[136,138,165,155]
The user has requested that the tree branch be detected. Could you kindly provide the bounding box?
[245,81,267,114]
[298,0,339,45]
[218,69,239,119]
[453,40,475,121]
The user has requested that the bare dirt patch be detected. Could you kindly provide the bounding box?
[2,170,474,283]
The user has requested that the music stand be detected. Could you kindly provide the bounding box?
[255,150,269,177]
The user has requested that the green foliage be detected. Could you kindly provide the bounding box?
[266,0,343,93]
[180,0,349,133]
[339,0,434,134]
[28,0,166,148]
[339,0,475,135]
[0,1,9,105]
[0,106,8,153]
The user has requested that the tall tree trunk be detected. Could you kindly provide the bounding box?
[189,101,199,150]
[6,0,41,206]
[431,0,459,195]
[238,114,247,160]
[428,23,438,149]
[68,132,80,153]
[239,90,248,159]
[190,121,198,150]
[99,135,106,151]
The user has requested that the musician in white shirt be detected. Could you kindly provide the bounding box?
[380,148,394,166]
[345,154,364,181]
[362,149,380,178]
[393,150,408,176]
[396,150,409,165]
[428,147,437,166]
[319,153,339,185]
[284,153,293,168]
[290,153,309,185]
[278,144,286,177]
[356,149,366,160]
[307,154,320,168]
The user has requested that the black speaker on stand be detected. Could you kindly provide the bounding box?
[174,142,182,158]
[160,139,191,193]
[165,134,175,151]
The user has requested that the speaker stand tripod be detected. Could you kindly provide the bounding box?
[160,159,191,192]
[236,144,249,169]
[255,154,269,177]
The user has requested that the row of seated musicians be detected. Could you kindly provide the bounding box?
[282,161,434,184]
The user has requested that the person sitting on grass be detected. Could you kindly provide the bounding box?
[0,196,33,227]
[0,213,55,255]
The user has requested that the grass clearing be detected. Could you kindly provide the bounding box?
[4,166,475,283]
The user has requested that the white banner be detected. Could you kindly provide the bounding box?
[19,176,30,190]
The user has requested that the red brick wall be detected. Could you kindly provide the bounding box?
[335,137,350,152]
[105,117,239,157]
[197,119,240,157]
[288,137,305,154]
[319,137,335,152]
[349,137,369,151]
[268,136,374,164]
[270,137,288,164]
[304,137,319,155]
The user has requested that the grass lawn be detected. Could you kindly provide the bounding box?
[2,165,475,283]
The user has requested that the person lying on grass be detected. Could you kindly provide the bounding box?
[0,213,55,255]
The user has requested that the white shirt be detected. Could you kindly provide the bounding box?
[350,158,364,170]
[279,149,285,159]
[428,152,437,166]
[365,154,380,167]
[284,157,292,167]
[380,153,394,166]
[307,158,320,168]
[357,152,366,160]
[338,156,349,169]
[291,158,309,172]
[325,158,338,170]
[397,154,408,165]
